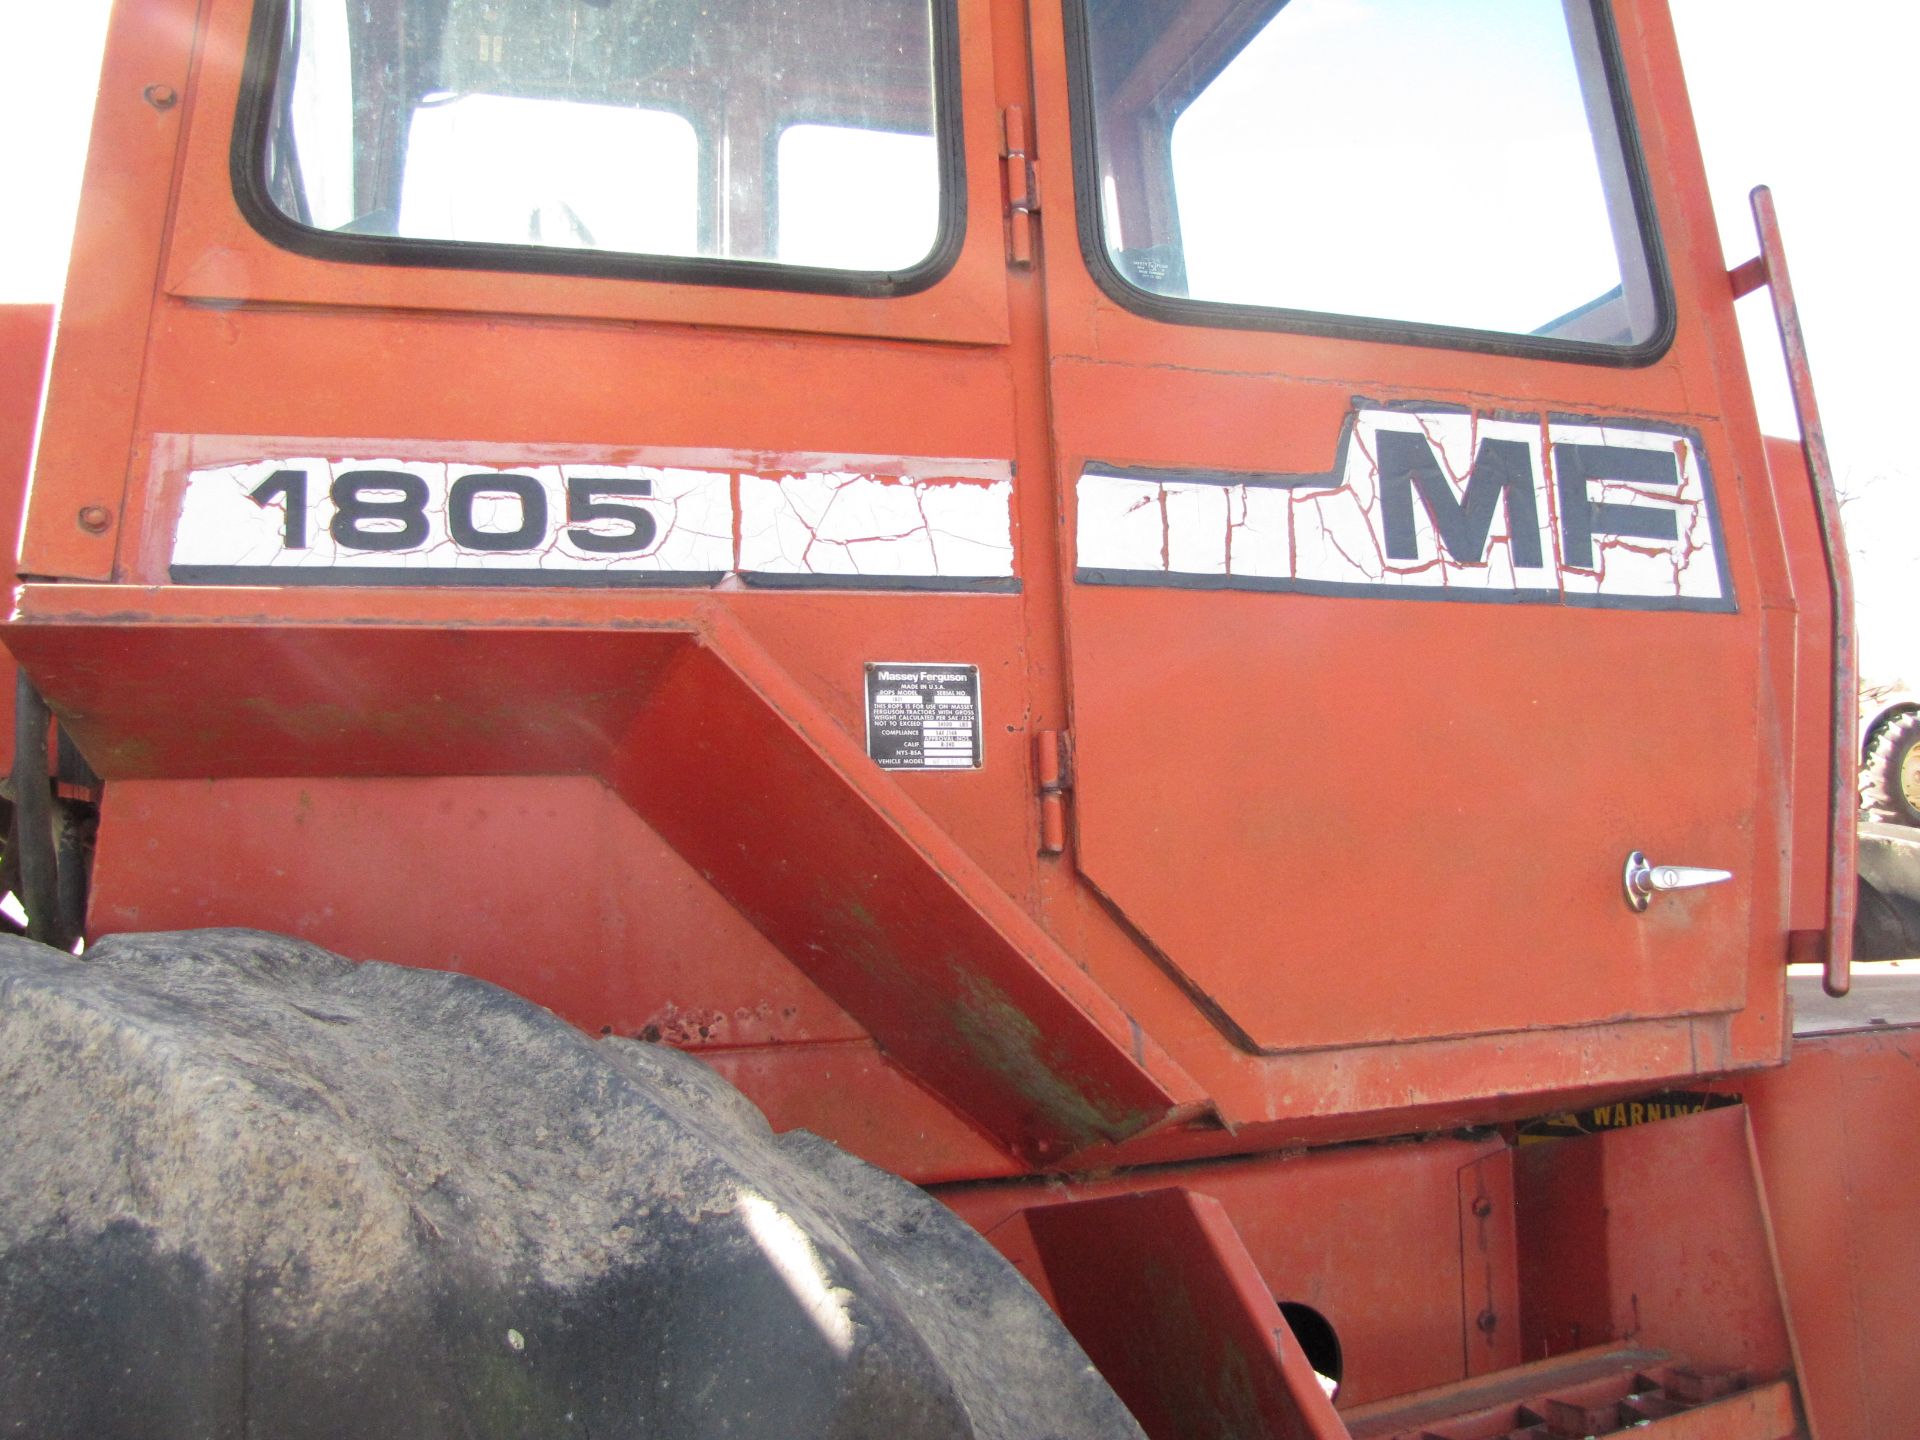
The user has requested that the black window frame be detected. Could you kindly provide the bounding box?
[230,0,969,300]
[1061,0,1676,367]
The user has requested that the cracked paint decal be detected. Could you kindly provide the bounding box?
[1074,407,1734,612]
[738,472,1015,584]
[171,453,1016,589]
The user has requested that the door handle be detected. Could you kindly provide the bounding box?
[1624,852,1733,913]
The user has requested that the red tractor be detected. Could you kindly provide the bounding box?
[2,2,1913,1436]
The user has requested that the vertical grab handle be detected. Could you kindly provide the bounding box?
[1730,184,1856,998]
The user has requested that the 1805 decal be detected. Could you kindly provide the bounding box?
[172,457,735,585]
[246,467,660,555]
[170,449,1021,589]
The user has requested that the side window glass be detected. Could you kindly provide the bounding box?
[1078,0,1665,350]
[398,98,699,254]
[256,0,947,280]
[777,125,939,271]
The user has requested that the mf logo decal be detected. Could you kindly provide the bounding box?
[1075,406,1734,611]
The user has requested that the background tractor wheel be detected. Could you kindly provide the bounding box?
[0,929,1144,1440]
[1864,711,1920,827]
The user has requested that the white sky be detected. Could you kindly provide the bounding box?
[2,1,1914,679]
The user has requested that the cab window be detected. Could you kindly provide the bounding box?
[1073,0,1667,354]
[248,0,954,286]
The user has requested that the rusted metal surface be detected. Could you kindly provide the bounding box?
[1735,186,1857,997]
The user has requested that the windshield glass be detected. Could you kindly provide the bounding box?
[1078,0,1664,348]
[257,0,946,277]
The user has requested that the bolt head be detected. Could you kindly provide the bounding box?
[143,83,178,110]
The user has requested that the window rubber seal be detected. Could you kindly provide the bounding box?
[1060,0,1677,368]
[229,0,968,300]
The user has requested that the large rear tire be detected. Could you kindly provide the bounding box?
[1864,711,1920,827]
[0,929,1142,1440]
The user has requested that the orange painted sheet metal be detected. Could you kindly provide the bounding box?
[1515,1106,1797,1388]
[75,772,1795,1185]
[86,774,1024,1184]
[9,607,1203,1168]
[0,304,50,773]
[598,615,1206,1164]
[1019,1188,1349,1440]
[1733,1021,1920,1440]
[947,1106,1810,1435]
[944,1134,1514,1410]
[17,0,196,583]
[1062,586,1766,1052]
[87,775,872,1047]
[0,306,49,566]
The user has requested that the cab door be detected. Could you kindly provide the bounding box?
[1028,0,1785,1055]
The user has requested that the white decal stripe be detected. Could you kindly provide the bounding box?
[1076,410,1729,609]
[736,472,1014,580]
[172,457,1015,585]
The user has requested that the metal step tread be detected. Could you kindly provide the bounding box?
[1343,1345,1799,1440]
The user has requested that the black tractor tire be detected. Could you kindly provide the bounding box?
[1864,710,1920,827]
[0,929,1144,1440]
[1856,823,1920,961]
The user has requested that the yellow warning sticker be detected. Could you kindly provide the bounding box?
[1517,1090,1740,1144]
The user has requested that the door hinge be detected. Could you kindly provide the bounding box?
[1035,728,1072,856]
[1002,105,1039,268]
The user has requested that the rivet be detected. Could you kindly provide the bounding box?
[1477,1308,1498,1334]
[78,506,113,534]
[1472,1195,1494,1218]
[143,84,178,111]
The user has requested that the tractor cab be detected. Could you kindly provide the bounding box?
[12,0,1845,1157]
[0,0,1881,1437]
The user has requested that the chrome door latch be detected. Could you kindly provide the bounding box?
[1624,852,1734,912]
